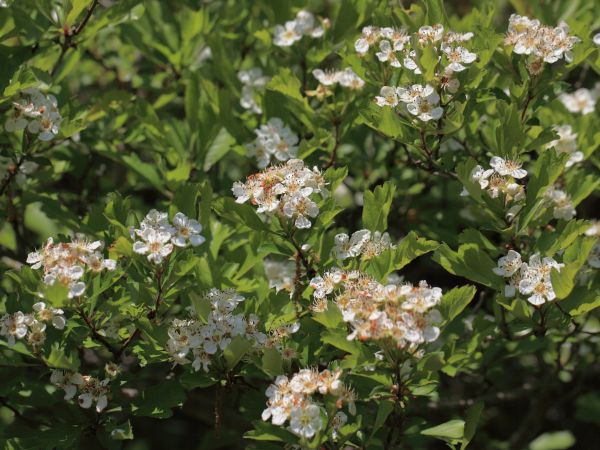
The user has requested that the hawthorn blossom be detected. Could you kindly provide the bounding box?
[490,156,527,179]
[311,269,443,349]
[171,212,205,247]
[5,89,62,141]
[27,235,116,298]
[544,185,576,220]
[165,289,266,372]
[289,404,322,439]
[133,228,174,264]
[312,68,364,90]
[471,165,494,189]
[246,118,299,168]
[399,84,443,122]
[78,376,110,413]
[375,86,399,107]
[355,23,476,77]
[50,370,84,400]
[505,15,579,65]
[442,44,476,72]
[559,88,597,114]
[494,252,563,305]
[334,230,372,259]
[238,68,270,114]
[264,259,295,293]
[1,303,67,350]
[232,159,328,229]
[273,10,327,47]
[546,125,583,167]
[262,367,354,438]
[132,210,204,263]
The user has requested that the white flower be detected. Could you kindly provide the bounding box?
[288,404,323,439]
[375,40,401,67]
[171,212,205,247]
[273,11,327,47]
[50,370,84,400]
[247,118,299,168]
[442,44,476,72]
[470,165,494,189]
[559,88,597,114]
[355,26,380,54]
[334,230,371,260]
[401,84,443,122]
[0,312,29,347]
[133,228,174,264]
[5,90,62,141]
[544,186,576,220]
[518,278,556,305]
[493,250,522,277]
[33,301,66,329]
[273,21,302,47]
[375,86,399,107]
[546,124,583,167]
[489,156,527,179]
[238,68,270,114]
[594,33,600,46]
[585,221,600,237]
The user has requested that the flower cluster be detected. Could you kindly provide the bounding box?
[132,210,205,264]
[464,156,527,215]
[264,259,296,293]
[559,86,599,115]
[262,367,355,440]
[493,251,563,305]
[232,159,328,229]
[334,229,395,260]
[273,10,328,47]
[165,289,266,372]
[245,117,299,168]
[5,88,62,141]
[238,68,270,114]
[375,84,444,122]
[0,302,65,349]
[308,68,364,99]
[577,222,600,284]
[504,15,579,72]
[546,125,583,167]
[355,25,476,79]
[50,370,110,413]
[544,185,576,220]
[310,269,443,349]
[27,236,116,298]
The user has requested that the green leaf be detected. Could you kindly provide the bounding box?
[362,181,396,231]
[519,149,570,232]
[132,380,186,419]
[368,231,439,280]
[203,127,236,171]
[461,401,484,450]
[439,285,477,323]
[223,336,252,369]
[45,345,80,371]
[551,236,596,299]
[370,400,394,437]
[537,220,591,256]
[529,431,576,450]
[44,283,70,308]
[433,243,503,289]
[312,302,343,329]
[421,419,465,442]
[560,285,600,316]
[261,347,284,377]
[423,0,447,24]
[322,331,361,355]
[245,421,298,443]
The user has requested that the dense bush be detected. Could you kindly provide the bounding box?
[0,0,599,449]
